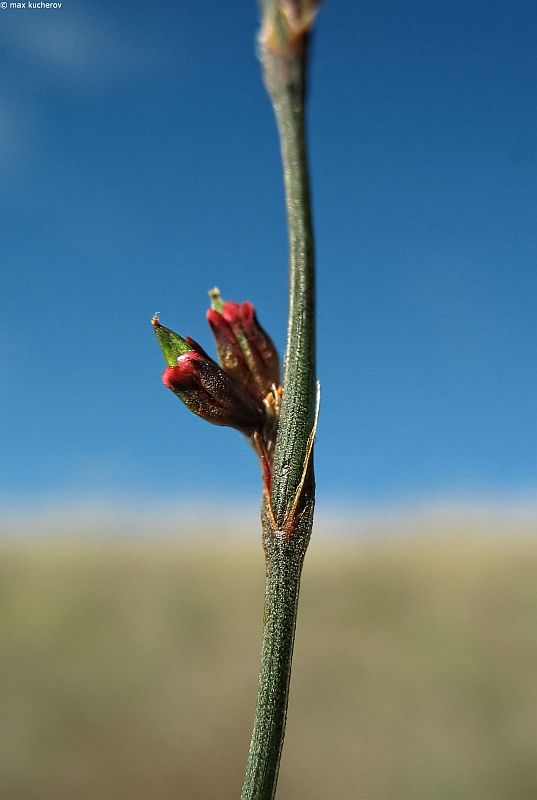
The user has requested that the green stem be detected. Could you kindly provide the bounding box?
[241,9,318,799]
[268,50,316,527]
[241,504,314,800]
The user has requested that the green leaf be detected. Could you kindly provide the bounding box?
[151,315,191,366]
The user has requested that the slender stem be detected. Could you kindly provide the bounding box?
[267,49,316,527]
[241,511,312,800]
[241,6,318,799]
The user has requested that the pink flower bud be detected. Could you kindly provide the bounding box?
[207,294,280,405]
[206,308,250,380]
[162,347,264,436]
[238,301,280,387]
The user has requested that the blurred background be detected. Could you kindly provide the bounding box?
[1,1,537,797]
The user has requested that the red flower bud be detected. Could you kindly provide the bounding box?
[206,307,250,380]
[162,347,264,436]
[238,301,280,387]
[207,291,280,405]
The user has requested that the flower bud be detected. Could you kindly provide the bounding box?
[207,289,280,404]
[161,346,265,436]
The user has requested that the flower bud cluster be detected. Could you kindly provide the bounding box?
[152,291,281,442]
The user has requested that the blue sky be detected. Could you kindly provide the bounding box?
[1,0,536,513]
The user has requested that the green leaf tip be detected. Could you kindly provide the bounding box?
[208,286,225,313]
[151,314,191,366]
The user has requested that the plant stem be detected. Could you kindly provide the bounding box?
[267,47,316,529]
[241,506,313,800]
[241,6,318,799]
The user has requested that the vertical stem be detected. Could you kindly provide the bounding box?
[268,52,316,527]
[241,502,314,800]
[242,6,318,799]
[241,521,310,800]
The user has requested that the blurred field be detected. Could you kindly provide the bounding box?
[1,530,537,799]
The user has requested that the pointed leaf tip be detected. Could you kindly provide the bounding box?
[152,318,192,366]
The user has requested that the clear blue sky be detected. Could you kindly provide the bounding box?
[1,0,536,511]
